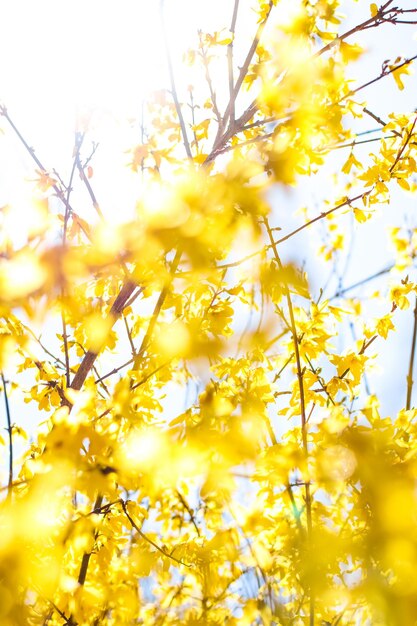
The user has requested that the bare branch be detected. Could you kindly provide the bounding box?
[345,54,417,100]
[315,1,396,57]
[227,0,240,126]
[1,373,13,501]
[220,1,273,137]
[263,216,313,623]
[121,499,191,567]
[160,0,193,159]
[406,297,417,410]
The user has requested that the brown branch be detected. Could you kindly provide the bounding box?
[217,190,378,273]
[77,494,103,585]
[69,280,136,396]
[315,1,395,57]
[220,1,273,136]
[241,116,276,131]
[176,490,200,536]
[75,155,104,221]
[389,114,417,174]
[363,107,388,128]
[275,191,371,246]
[305,356,335,407]
[345,53,417,100]
[124,287,144,310]
[94,357,135,384]
[20,321,69,371]
[95,251,180,386]
[206,4,412,164]
[359,335,378,356]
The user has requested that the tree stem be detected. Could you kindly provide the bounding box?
[1,372,13,501]
[406,296,417,410]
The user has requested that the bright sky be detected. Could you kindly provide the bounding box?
[0,0,258,227]
[0,1,245,133]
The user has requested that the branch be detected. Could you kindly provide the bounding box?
[331,264,393,299]
[389,114,417,174]
[176,490,200,536]
[406,296,417,410]
[206,4,413,163]
[61,134,84,387]
[274,191,371,246]
[220,1,273,136]
[227,0,240,126]
[94,356,134,384]
[263,216,314,624]
[1,373,13,501]
[199,34,222,126]
[345,54,417,100]
[363,107,389,128]
[328,134,397,151]
[160,0,192,159]
[123,315,136,357]
[77,494,103,585]
[132,248,182,370]
[315,1,396,57]
[0,106,81,233]
[68,280,137,397]
[121,499,191,567]
[75,154,104,221]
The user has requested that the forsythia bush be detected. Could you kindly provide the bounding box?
[1,1,417,624]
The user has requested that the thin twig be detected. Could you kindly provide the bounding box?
[221,1,273,136]
[345,54,417,100]
[1,373,13,501]
[389,114,417,174]
[131,360,173,391]
[199,35,222,126]
[332,264,393,299]
[132,248,182,370]
[328,134,397,151]
[315,1,395,56]
[95,356,135,384]
[121,499,191,567]
[406,296,417,410]
[275,191,371,246]
[363,107,388,128]
[75,155,104,221]
[263,216,314,625]
[61,134,84,387]
[123,315,137,357]
[227,0,240,126]
[160,0,192,159]
[176,490,200,536]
